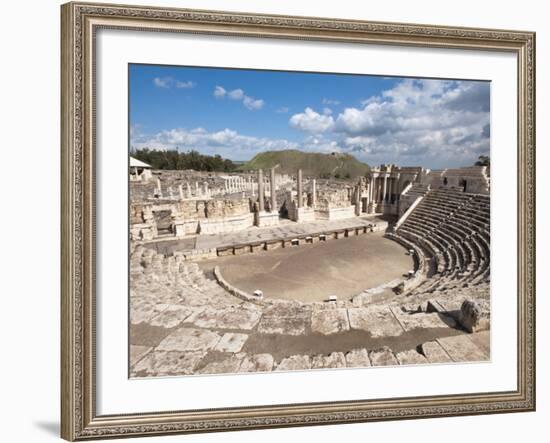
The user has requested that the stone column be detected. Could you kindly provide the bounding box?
[311,178,317,208]
[270,168,277,213]
[297,169,303,208]
[258,169,264,212]
[186,183,192,198]
[203,182,208,197]
[383,174,388,202]
[354,182,361,216]
[156,178,162,196]
[369,176,374,204]
[178,184,184,200]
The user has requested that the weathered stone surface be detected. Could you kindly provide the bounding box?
[214,333,248,353]
[197,354,245,375]
[311,352,346,369]
[275,355,312,371]
[459,299,490,333]
[149,305,196,328]
[239,353,275,372]
[369,347,398,367]
[420,341,453,363]
[157,327,221,352]
[262,302,309,318]
[257,315,309,336]
[311,308,350,335]
[395,349,429,365]
[129,345,152,367]
[259,303,312,334]
[390,306,456,331]
[189,305,262,330]
[130,298,168,325]
[348,307,404,337]
[131,351,206,376]
[468,331,491,356]
[437,335,489,362]
[345,348,371,368]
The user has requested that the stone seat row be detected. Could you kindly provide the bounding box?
[396,189,490,290]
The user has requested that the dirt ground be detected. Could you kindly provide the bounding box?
[201,232,413,302]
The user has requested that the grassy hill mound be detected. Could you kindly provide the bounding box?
[240,150,369,179]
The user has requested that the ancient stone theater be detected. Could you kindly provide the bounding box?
[129,159,491,376]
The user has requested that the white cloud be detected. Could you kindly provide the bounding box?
[131,127,297,160]
[154,77,195,89]
[153,77,172,88]
[289,107,335,133]
[175,80,195,89]
[213,86,226,98]
[141,78,489,169]
[276,107,290,114]
[214,85,264,110]
[243,96,264,110]
[228,88,244,100]
[323,107,333,115]
[329,79,490,167]
[322,98,340,105]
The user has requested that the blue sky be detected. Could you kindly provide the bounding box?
[129,64,490,169]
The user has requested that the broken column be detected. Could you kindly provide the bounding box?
[311,178,317,208]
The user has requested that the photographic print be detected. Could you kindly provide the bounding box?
[128,64,491,378]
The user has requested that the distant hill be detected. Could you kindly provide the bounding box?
[240,150,370,179]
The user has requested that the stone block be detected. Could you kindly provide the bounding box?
[420,341,453,363]
[459,299,490,333]
[239,354,275,372]
[395,349,429,365]
[311,352,346,369]
[214,333,249,353]
[369,347,399,367]
[131,350,206,377]
[197,354,245,375]
[389,306,456,331]
[437,335,489,362]
[345,348,371,368]
[129,345,152,367]
[275,355,312,371]
[311,308,350,335]
[156,327,221,352]
[348,307,404,337]
[190,305,262,330]
[149,306,195,329]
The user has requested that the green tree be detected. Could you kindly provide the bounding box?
[131,148,237,172]
[475,155,490,167]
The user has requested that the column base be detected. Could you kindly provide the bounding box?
[255,211,280,227]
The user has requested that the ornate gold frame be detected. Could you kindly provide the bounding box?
[61,1,536,440]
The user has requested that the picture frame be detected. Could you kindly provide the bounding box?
[61,1,536,440]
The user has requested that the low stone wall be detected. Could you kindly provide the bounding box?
[216,221,387,258]
[197,213,254,235]
[213,266,264,305]
[384,232,429,293]
[315,205,355,221]
[173,248,217,262]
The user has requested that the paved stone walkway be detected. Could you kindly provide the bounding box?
[129,245,490,378]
